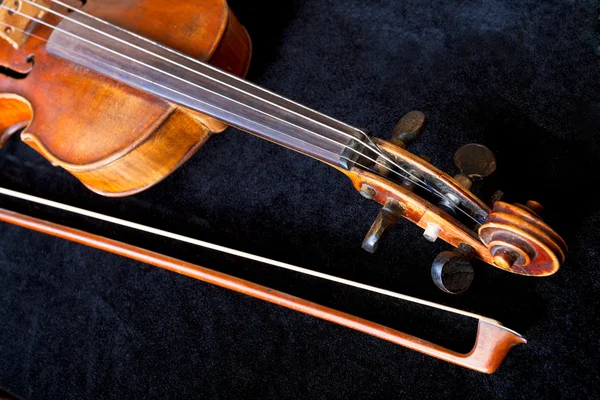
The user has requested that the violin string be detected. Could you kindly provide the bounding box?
[0,186,499,324]
[5,21,472,239]
[0,10,415,185]
[0,21,433,199]
[40,1,468,224]
[43,0,433,186]
[4,2,484,226]
[20,0,430,186]
[0,7,482,226]
[15,0,477,215]
[0,9,482,227]
[47,0,450,207]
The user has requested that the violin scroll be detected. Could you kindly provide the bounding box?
[479,201,567,276]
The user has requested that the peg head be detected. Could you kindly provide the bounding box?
[391,111,427,148]
[453,144,496,180]
[361,199,404,253]
[431,243,476,294]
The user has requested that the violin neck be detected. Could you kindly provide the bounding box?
[46,15,363,167]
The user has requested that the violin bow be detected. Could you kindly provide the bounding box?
[0,187,525,373]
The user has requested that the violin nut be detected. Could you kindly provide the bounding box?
[359,184,376,200]
[423,223,442,242]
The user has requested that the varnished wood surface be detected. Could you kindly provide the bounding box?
[340,165,495,266]
[0,0,251,195]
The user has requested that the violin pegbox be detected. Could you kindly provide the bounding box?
[345,110,566,293]
[360,111,427,253]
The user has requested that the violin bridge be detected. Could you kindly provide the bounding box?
[0,0,51,49]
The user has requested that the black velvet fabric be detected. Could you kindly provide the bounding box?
[1,0,599,398]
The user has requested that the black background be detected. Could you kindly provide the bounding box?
[1,0,599,398]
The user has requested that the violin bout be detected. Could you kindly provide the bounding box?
[0,0,251,196]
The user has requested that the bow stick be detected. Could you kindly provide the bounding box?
[0,187,526,373]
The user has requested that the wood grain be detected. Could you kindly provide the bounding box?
[0,0,251,195]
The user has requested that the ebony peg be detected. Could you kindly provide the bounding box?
[431,243,475,294]
[391,111,427,149]
[374,111,428,179]
[489,190,505,206]
[362,199,404,253]
[453,143,496,191]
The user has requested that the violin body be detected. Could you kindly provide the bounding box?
[0,0,251,196]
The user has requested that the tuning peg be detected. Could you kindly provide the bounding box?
[431,243,475,294]
[362,199,405,253]
[373,111,428,181]
[438,144,496,216]
[390,111,427,149]
[452,143,496,191]
[489,190,505,206]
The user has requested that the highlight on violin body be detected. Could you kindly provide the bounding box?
[0,0,567,372]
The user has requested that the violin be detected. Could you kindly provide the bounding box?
[0,0,566,293]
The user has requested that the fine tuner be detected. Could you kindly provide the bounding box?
[0,0,566,296]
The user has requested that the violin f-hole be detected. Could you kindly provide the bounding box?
[0,53,34,79]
